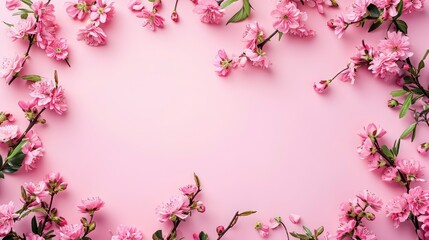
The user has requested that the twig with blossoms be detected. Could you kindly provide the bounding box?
[327,0,424,38]
[214,210,256,239]
[357,123,429,239]
[0,70,67,179]
[65,0,115,47]
[214,0,324,76]
[0,172,105,240]
[3,0,70,85]
[128,0,165,31]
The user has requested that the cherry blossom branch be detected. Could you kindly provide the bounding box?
[217,211,256,240]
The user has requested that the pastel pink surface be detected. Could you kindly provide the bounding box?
[0,0,429,239]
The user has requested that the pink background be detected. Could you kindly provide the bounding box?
[1,0,429,239]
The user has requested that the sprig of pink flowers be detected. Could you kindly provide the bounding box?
[2,0,70,85]
[0,172,104,240]
[65,0,115,46]
[327,0,424,38]
[0,70,67,179]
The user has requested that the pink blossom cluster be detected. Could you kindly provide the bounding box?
[6,1,69,61]
[328,0,424,38]
[66,0,115,46]
[192,0,225,24]
[128,0,165,31]
[156,183,204,223]
[386,186,429,239]
[315,31,413,93]
[111,225,144,240]
[335,190,382,240]
[25,76,68,115]
[255,215,300,238]
[271,1,315,38]
[357,123,425,184]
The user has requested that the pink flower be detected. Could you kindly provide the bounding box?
[357,190,383,212]
[77,23,107,47]
[381,167,399,182]
[396,158,425,182]
[336,219,356,238]
[22,130,44,171]
[8,16,37,41]
[288,26,315,38]
[418,215,429,239]
[244,48,271,69]
[405,186,429,215]
[45,172,68,193]
[369,52,401,80]
[128,0,145,11]
[328,15,346,38]
[23,181,49,206]
[214,49,237,77]
[90,0,115,24]
[0,55,25,82]
[179,184,198,195]
[0,125,19,143]
[65,0,91,20]
[346,0,371,22]
[289,214,301,224]
[46,38,69,61]
[403,0,424,13]
[357,138,380,170]
[351,41,375,65]
[358,123,386,140]
[375,0,400,17]
[418,143,429,155]
[136,10,165,31]
[111,225,144,240]
[0,202,19,237]
[386,195,411,228]
[6,0,21,10]
[78,196,105,214]
[26,233,45,240]
[34,22,57,50]
[32,1,56,24]
[30,77,68,114]
[193,0,225,24]
[269,218,280,229]
[59,224,84,240]
[156,195,190,223]
[313,80,331,94]
[339,63,357,84]
[242,22,265,50]
[338,201,353,222]
[353,226,377,240]
[378,31,413,60]
[255,222,270,238]
[271,1,304,33]
[49,86,67,115]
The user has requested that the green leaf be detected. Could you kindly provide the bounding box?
[20,208,47,219]
[31,216,38,234]
[7,152,25,170]
[368,19,382,32]
[3,21,14,27]
[278,31,284,41]
[400,122,417,139]
[199,232,209,240]
[221,0,238,8]
[399,93,412,118]
[238,210,257,216]
[0,155,2,167]
[21,75,41,82]
[226,0,251,24]
[0,171,4,179]
[403,76,413,84]
[381,145,394,160]
[394,0,403,20]
[194,173,201,189]
[303,226,312,236]
[315,226,324,237]
[7,140,28,160]
[418,49,429,72]
[395,19,408,34]
[152,230,164,240]
[411,124,417,141]
[367,4,380,19]
[390,89,407,97]
[21,0,34,7]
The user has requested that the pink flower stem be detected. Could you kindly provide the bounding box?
[8,34,36,85]
[166,188,202,240]
[39,193,55,236]
[0,107,46,172]
[257,30,279,50]
[216,211,239,240]
[372,138,410,192]
[278,220,290,240]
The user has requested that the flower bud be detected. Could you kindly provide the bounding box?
[327,19,335,28]
[171,11,179,22]
[417,143,429,155]
[403,64,410,71]
[190,0,198,4]
[365,212,376,221]
[196,201,205,213]
[387,99,399,108]
[313,80,332,94]
[216,225,225,236]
